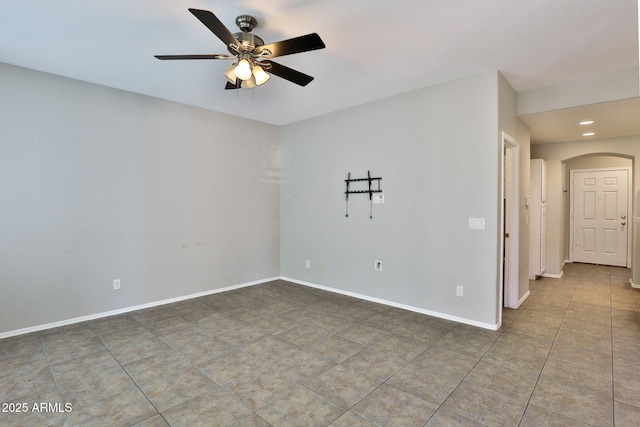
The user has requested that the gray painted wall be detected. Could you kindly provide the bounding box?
[280,71,510,328]
[0,63,280,335]
[1,63,529,335]
[499,73,532,304]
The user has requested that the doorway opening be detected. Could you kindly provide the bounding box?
[567,158,633,268]
[500,132,521,314]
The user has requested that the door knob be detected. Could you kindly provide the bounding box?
[621,215,626,219]
[621,222,626,226]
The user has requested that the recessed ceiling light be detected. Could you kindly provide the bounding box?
[582,132,595,136]
[579,120,594,125]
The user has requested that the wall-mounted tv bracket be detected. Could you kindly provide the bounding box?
[344,171,382,218]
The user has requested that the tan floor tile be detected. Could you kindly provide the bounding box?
[0,351,48,382]
[530,379,613,427]
[308,335,367,363]
[196,349,264,386]
[520,404,592,426]
[0,333,42,361]
[373,334,430,360]
[329,411,377,426]
[222,365,298,411]
[1,269,633,426]
[257,387,345,426]
[108,335,172,365]
[336,323,389,346]
[132,414,170,427]
[614,376,640,408]
[138,366,217,412]
[158,328,233,364]
[88,314,142,336]
[97,325,156,350]
[57,366,135,407]
[540,357,613,398]
[549,341,612,372]
[425,409,485,426]
[1,387,70,427]
[230,414,271,426]
[441,380,528,426]
[343,347,409,381]
[67,387,157,426]
[49,349,120,384]
[352,383,437,426]
[413,347,480,381]
[432,335,493,359]
[162,387,252,426]
[307,364,382,409]
[42,335,107,365]
[276,324,330,347]
[123,350,192,386]
[554,329,612,356]
[614,401,640,427]
[387,362,461,405]
[0,364,56,403]
[464,360,538,398]
[276,349,337,384]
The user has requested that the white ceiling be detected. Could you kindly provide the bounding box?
[1,0,638,140]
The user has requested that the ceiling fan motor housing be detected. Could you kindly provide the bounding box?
[236,15,257,32]
[229,32,265,54]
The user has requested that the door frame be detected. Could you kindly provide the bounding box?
[500,132,520,311]
[569,166,632,267]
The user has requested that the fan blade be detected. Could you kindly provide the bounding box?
[189,8,240,49]
[256,33,325,58]
[262,60,314,86]
[225,81,241,90]
[155,54,230,60]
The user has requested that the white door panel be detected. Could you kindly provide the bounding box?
[572,169,628,266]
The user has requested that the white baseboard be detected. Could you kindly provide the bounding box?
[517,290,531,308]
[630,278,640,289]
[541,270,564,279]
[0,277,279,340]
[280,276,501,331]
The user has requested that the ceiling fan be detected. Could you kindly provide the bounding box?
[155,8,325,89]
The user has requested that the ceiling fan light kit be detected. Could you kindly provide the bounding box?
[154,8,325,89]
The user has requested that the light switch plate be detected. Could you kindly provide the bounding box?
[468,218,485,229]
[372,193,384,204]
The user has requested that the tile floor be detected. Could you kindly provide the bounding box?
[1,263,640,426]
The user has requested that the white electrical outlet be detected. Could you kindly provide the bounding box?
[456,286,463,297]
[374,260,383,271]
[305,260,310,268]
[113,279,121,290]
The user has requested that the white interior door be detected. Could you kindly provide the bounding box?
[572,169,629,267]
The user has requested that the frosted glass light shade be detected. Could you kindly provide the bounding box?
[223,64,237,83]
[235,59,252,80]
[252,65,270,85]
[241,76,257,88]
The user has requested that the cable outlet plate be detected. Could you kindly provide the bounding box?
[374,260,383,271]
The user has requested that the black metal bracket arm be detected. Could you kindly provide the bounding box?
[344,171,382,218]
[345,170,382,200]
